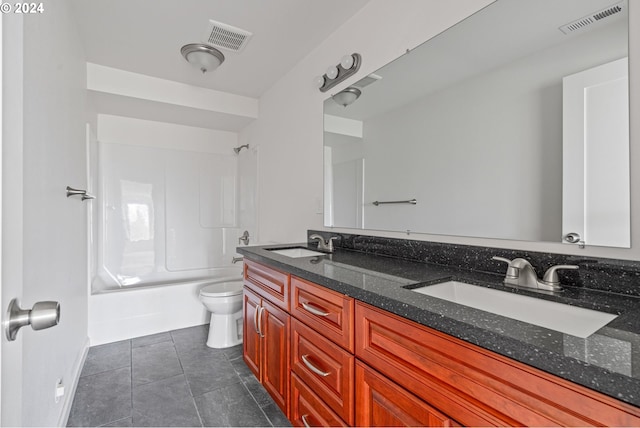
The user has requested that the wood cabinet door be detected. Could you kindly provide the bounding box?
[355,362,456,427]
[262,298,291,418]
[243,288,261,379]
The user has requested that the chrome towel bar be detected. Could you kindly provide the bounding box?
[372,198,417,206]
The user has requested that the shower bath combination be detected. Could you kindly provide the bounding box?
[233,144,249,154]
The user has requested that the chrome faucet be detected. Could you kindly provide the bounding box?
[309,234,338,253]
[492,256,578,292]
[232,256,244,264]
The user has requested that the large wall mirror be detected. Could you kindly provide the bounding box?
[323,0,630,248]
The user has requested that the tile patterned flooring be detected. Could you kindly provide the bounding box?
[67,325,291,427]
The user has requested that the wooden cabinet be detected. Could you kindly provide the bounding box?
[289,277,356,427]
[291,319,354,424]
[355,301,640,427]
[243,258,640,427]
[242,261,291,417]
[355,361,456,427]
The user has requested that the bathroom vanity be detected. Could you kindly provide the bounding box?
[238,236,640,427]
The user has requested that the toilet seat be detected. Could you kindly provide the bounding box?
[200,281,243,297]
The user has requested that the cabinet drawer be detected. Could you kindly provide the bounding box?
[291,276,354,352]
[291,319,354,424]
[356,302,640,427]
[356,361,457,427]
[291,373,347,427]
[244,259,290,310]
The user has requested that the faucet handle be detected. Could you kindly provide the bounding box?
[238,230,250,245]
[492,256,519,279]
[327,236,339,251]
[541,264,579,286]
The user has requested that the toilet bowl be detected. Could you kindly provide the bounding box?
[199,281,244,348]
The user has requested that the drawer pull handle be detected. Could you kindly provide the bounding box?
[257,306,265,338]
[301,354,330,377]
[253,304,260,334]
[301,414,312,428]
[301,302,330,317]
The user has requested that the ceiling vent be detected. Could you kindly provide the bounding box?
[354,73,383,89]
[559,2,625,34]
[203,20,253,52]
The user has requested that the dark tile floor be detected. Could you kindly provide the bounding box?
[67,325,291,427]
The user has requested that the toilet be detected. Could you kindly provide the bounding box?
[199,281,244,348]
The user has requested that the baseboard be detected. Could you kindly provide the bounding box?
[57,336,90,427]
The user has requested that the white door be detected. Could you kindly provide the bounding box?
[2,4,88,425]
[562,57,630,248]
[1,12,25,426]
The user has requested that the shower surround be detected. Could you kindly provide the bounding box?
[88,115,256,344]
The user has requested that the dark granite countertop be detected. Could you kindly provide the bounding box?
[237,243,640,408]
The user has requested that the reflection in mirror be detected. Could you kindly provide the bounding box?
[324,0,629,248]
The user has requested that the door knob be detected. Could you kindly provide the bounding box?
[5,298,60,341]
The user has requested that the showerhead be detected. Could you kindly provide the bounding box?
[233,144,249,154]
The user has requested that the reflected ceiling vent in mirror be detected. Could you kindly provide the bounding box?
[315,53,362,92]
[559,1,625,34]
[353,73,382,89]
[203,19,253,52]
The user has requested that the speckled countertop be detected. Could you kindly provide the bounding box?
[237,243,640,408]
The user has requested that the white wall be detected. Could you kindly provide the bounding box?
[252,0,640,260]
[20,1,89,425]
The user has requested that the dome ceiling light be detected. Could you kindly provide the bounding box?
[181,43,225,74]
[332,87,362,107]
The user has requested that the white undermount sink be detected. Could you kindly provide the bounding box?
[411,281,617,338]
[268,247,326,258]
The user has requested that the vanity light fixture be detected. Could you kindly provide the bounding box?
[181,43,225,73]
[315,53,362,92]
[332,87,361,107]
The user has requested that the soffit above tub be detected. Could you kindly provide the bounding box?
[70,0,371,98]
[87,63,258,131]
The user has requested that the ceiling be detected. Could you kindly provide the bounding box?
[71,0,371,98]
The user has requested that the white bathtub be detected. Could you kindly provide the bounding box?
[88,268,243,345]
